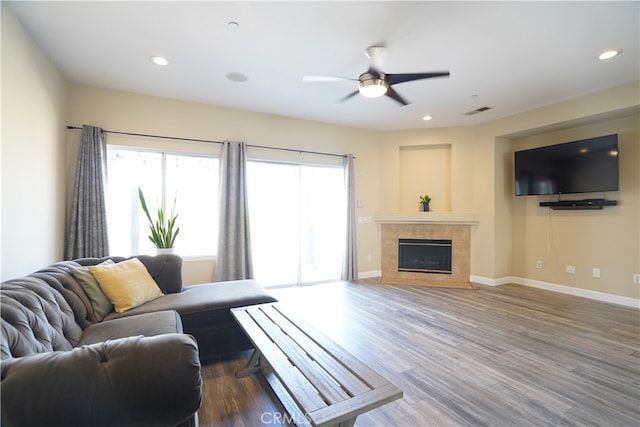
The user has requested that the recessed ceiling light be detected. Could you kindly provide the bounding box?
[228,21,240,29]
[422,115,433,121]
[151,56,169,66]
[598,49,622,60]
[226,72,247,82]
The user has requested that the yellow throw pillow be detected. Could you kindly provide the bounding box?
[89,258,164,313]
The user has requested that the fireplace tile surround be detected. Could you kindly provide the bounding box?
[375,212,478,288]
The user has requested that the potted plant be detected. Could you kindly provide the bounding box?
[138,187,180,253]
[419,195,431,212]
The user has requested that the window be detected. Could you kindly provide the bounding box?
[106,147,219,257]
[247,160,345,287]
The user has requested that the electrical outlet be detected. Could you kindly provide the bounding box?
[592,268,600,279]
[536,261,543,269]
[566,265,576,274]
[634,274,640,284]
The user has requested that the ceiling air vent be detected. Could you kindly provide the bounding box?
[465,106,492,116]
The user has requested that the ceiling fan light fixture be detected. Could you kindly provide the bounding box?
[359,78,388,98]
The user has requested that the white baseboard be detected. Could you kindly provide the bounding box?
[358,270,382,279]
[471,275,639,309]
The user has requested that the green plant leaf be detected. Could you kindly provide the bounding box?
[138,187,180,248]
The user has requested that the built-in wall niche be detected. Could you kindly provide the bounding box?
[399,144,452,212]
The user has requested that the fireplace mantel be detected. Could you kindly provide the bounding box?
[374,212,479,225]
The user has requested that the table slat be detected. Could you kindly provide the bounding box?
[233,309,328,412]
[232,304,403,427]
[261,305,372,396]
[249,306,351,404]
[274,304,390,388]
[308,383,403,427]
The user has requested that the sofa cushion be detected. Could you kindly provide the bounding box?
[31,262,99,328]
[69,260,114,321]
[104,279,277,359]
[1,334,202,427]
[75,254,184,294]
[105,280,276,321]
[78,310,183,347]
[90,258,164,313]
[1,278,83,360]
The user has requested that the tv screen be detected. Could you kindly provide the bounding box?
[515,134,619,196]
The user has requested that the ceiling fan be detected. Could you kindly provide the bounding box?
[303,46,450,106]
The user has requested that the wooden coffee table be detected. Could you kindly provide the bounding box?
[231,303,402,427]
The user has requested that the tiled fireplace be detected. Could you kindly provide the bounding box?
[376,213,478,288]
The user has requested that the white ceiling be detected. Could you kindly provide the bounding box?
[6,1,639,131]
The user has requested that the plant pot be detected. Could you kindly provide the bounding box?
[157,248,175,255]
[422,203,430,212]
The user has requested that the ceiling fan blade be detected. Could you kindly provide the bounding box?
[302,76,356,82]
[387,71,450,85]
[385,87,409,106]
[340,90,360,103]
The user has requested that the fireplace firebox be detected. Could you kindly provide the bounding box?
[398,238,452,274]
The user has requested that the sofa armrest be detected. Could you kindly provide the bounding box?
[1,334,202,427]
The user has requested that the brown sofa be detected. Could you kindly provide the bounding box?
[0,255,276,427]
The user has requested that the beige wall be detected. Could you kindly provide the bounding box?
[510,114,639,299]
[2,5,638,302]
[473,82,640,284]
[66,85,381,284]
[1,5,68,280]
[399,144,452,212]
[375,83,639,300]
[377,126,478,213]
[375,126,485,275]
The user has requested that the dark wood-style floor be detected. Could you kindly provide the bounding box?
[198,279,640,426]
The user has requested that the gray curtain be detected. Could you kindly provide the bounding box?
[341,154,358,280]
[214,141,254,281]
[66,125,109,260]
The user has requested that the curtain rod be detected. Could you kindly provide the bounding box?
[66,126,349,159]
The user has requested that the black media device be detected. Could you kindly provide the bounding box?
[514,134,619,196]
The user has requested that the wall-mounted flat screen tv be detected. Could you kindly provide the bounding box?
[514,134,619,196]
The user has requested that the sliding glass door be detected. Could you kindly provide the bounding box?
[247,161,345,287]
